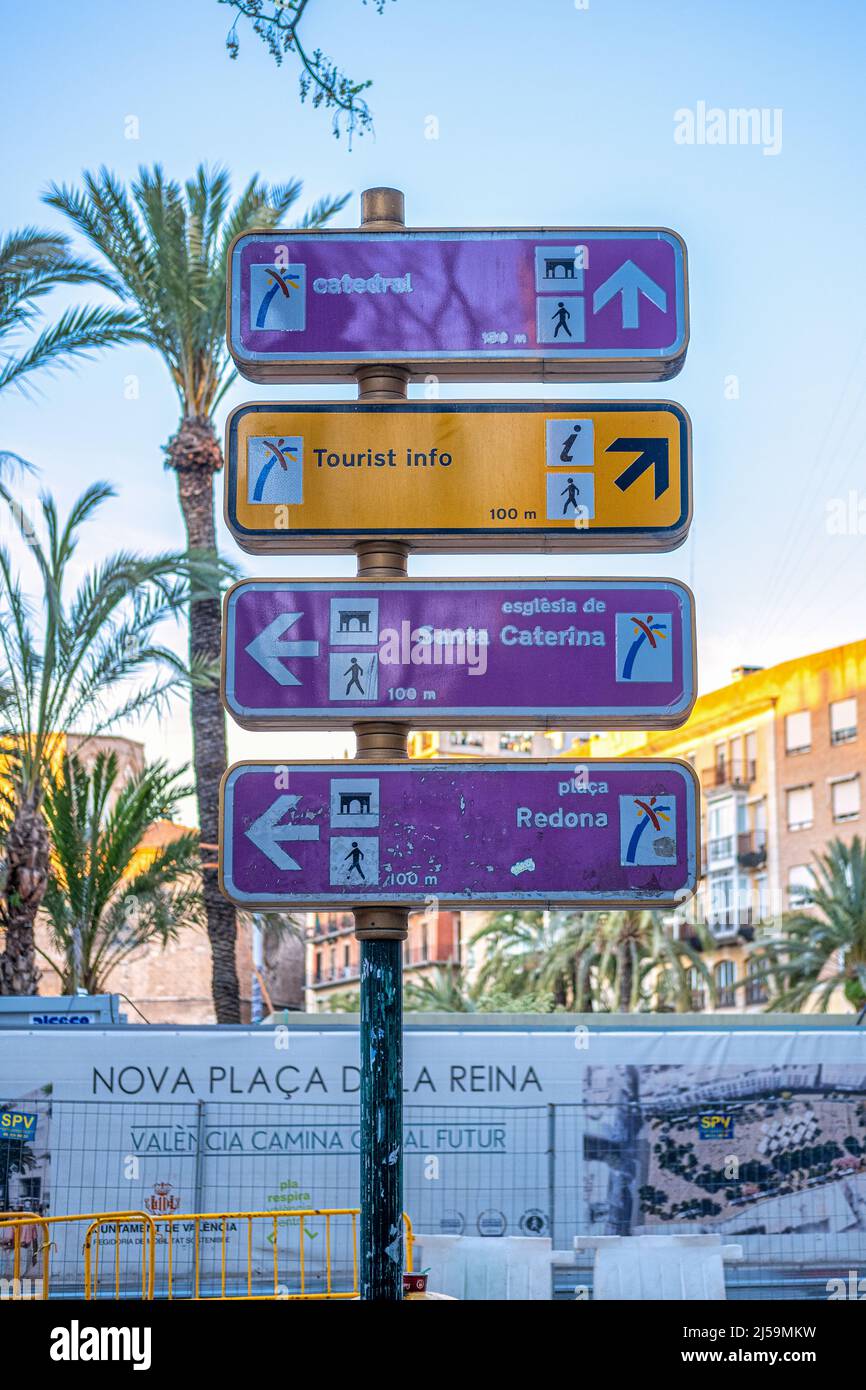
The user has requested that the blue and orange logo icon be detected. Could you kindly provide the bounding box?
[619,793,676,866]
[247,435,304,505]
[249,263,306,332]
[616,612,672,683]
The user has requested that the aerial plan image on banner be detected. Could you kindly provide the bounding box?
[227,228,688,382]
[221,578,697,729]
[219,759,700,910]
[225,400,691,553]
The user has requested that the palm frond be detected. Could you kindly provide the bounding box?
[46,165,348,416]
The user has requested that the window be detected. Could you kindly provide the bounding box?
[688,967,706,1011]
[830,698,858,745]
[421,923,429,961]
[745,959,768,1006]
[709,874,734,925]
[743,798,768,858]
[708,800,735,862]
[786,785,814,831]
[745,731,758,779]
[343,943,350,970]
[785,710,811,754]
[755,874,769,923]
[449,731,483,749]
[714,960,736,1007]
[315,951,322,983]
[788,864,815,907]
[831,775,861,823]
[499,732,533,754]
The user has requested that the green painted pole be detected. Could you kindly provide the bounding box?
[358,932,405,1299]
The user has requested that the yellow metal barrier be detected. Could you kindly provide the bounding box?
[0,1213,50,1298]
[0,1208,414,1300]
[0,1210,155,1300]
[152,1208,414,1300]
[84,1213,157,1300]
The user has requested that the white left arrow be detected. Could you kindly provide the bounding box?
[245,612,319,687]
[245,794,320,871]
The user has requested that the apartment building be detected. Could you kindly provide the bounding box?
[575,639,866,1012]
[305,908,460,1010]
[408,729,573,759]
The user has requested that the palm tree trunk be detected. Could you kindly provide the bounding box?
[0,792,48,995]
[167,415,240,1023]
[617,942,633,1012]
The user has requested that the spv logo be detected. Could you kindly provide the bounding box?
[698,1112,734,1140]
[0,1110,38,1140]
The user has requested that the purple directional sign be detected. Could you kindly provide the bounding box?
[227,229,688,383]
[222,579,696,730]
[219,760,699,910]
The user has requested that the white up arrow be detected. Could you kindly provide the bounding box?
[245,612,319,686]
[245,794,320,871]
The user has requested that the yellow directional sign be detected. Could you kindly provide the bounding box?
[225,401,691,554]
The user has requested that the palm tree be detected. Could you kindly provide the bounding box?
[404,965,554,1014]
[471,910,577,1005]
[472,907,714,1013]
[747,837,866,1012]
[580,910,714,1013]
[633,915,715,1013]
[0,226,141,399]
[0,480,218,995]
[40,751,203,995]
[405,967,475,1012]
[46,166,348,1021]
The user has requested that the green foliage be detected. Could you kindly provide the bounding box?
[747,837,866,1011]
[41,752,204,994]
[0,480,224,816]
[469,908,715,1013]
[404,965,555,1014]
[0,226,142,397]
[323,988,361,1013]
[45,165,348,417]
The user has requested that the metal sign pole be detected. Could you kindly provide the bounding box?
[355,187,409,1302]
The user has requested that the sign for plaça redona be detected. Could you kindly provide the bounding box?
[227,229,689,382]
[224,401,691,553]
[222,578,696,729]
[219,760,700,910]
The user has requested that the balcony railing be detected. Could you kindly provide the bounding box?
[311,953,458,987]
[831,725,857,745]
[700,759,757,792]
[737,829,768,867]
[307,916,355,943]
[683,907,761,942]
[706,835,735,864]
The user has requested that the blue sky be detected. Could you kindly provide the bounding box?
[3,0,866,805]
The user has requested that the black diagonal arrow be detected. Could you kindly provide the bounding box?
[606,437,670,500]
